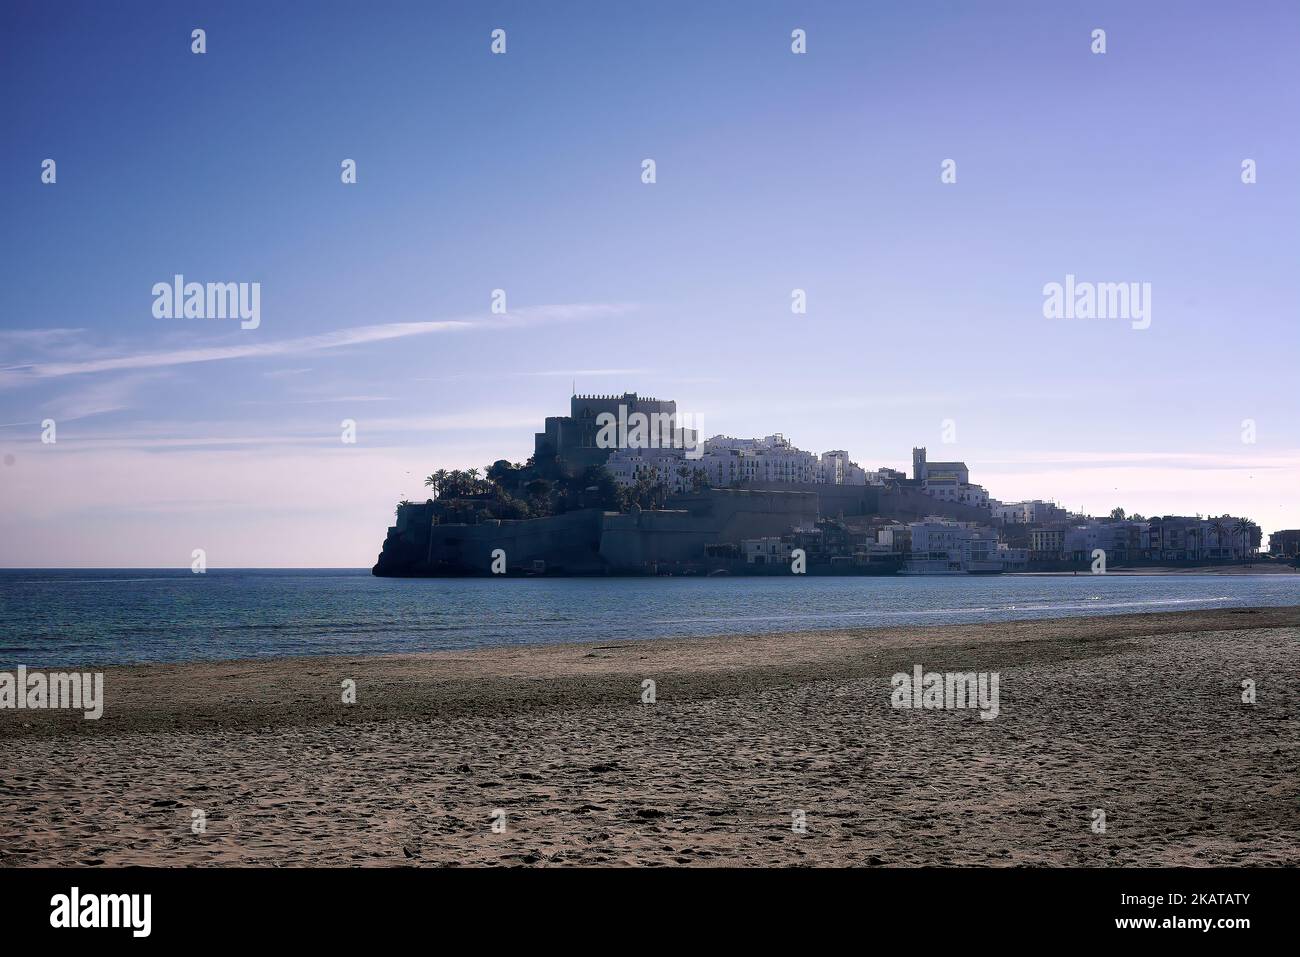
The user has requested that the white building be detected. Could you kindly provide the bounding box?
[863,467,907,486]
[817,450,868,485]
[993,500,1069,524]
[741,536,795,565]
[922,477,991,508]
[691,434,862,487]
[877,523,911,551]
[605,446,699,492]
[1062,521,1149,561]
[909,517,1001,569]
[997,544,1029,570]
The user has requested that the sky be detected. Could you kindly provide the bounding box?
[1,0,1297,567]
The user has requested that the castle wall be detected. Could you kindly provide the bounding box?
[877,486,992,523]
[378,487,827,576]
[736,481,991,523]
[738,481,880,517]
[599,489,819,569]
[535,393,679,475]
[428,508,607,574]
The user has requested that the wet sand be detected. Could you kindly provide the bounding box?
[2,606,1297,866]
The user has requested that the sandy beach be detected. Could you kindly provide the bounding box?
[2,606,1297,867]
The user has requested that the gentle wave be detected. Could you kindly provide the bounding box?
[649,595,1231,626]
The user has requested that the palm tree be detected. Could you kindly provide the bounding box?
[423,469,449,498]
[440,470,465,498]
[1233,519,1255,560]
[1201,522,1222,561]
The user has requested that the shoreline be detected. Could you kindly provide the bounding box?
[1010,565,1299,576]
[5,606,1299,733]
[3,606,1298,866]
[2,563,1295,574]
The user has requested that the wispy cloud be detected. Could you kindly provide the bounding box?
[47,375,162,421]
[415,367,653,382]
[0,406,543,450]
[978,450,1300,471]
[526,368,652,377]
[0,373,163,427]
[0,303,635,385]
[242,395,396,406]
[0,328,87,350]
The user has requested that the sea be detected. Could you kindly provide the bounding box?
[0,569,1296,667]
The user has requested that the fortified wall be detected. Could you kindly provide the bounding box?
[533,392,678,477]
[740,481,993,524]
[373,505,606,576]
[599,489,819,569]
[373,488,818,576]
[371,480,990,577]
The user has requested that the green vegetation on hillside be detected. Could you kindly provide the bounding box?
[421,459,666,522]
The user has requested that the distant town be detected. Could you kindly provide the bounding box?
[374,393,1298,577]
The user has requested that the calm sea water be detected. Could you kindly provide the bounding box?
[0,569,1296,667]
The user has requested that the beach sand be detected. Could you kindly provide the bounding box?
[2,606,1297,866]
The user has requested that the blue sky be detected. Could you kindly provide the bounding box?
[1,0,1297,566]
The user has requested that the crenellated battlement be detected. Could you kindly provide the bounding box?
[572,393,663,402]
